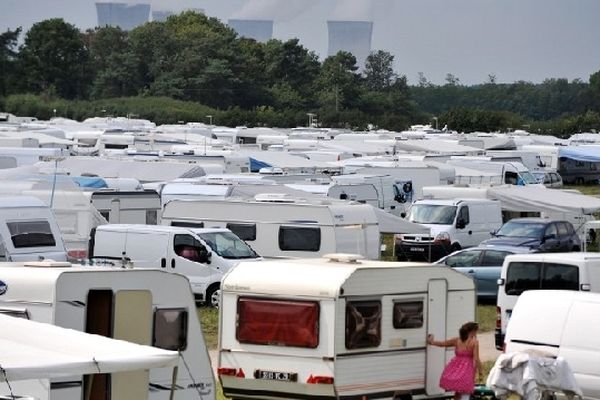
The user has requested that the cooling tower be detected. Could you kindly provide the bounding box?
[228,19,274,42]
[327,20,373,68]
[152,10,173,22]
[96,2,151,30]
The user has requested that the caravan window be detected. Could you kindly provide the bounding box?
[171,221,205,228]
[7,220,56,248]
[226,223,256,241]
[505,262,579,295]
[153,308,188,351]
[345,300,381,349]
[146,210,158,225]
[279,226,321,252]
[236,298,319,348]
[393,300,423,329]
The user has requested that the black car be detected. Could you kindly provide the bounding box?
[479,218,581,252]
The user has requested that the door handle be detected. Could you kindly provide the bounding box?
[171,259,175,269]
[467,269,475,274]
[468,231,473,235]
[161,258,166,268]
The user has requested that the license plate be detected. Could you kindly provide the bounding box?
[410,247,425,252]
[254,369,298,382]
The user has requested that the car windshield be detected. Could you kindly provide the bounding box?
[197,231,258,259]
[519,171,539,185]
[495,221,546,238]
[408,204,457,225]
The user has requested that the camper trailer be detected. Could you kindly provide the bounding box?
[161,196,392,259]
[89,190,162,224]
[0,196,67,262]
[0,261,216,400]
[217,254,476,400]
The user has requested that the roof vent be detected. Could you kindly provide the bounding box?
[23,260,72,268]
[324,253,364,264]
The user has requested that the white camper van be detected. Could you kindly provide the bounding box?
[495,252,600,350]
[0,196,67,262]
[0,261,215,400]
[89,224,261,306]
[504,290,600,400]
[395,198,503,262]
[218,254,476,400]
[161,196,385,259]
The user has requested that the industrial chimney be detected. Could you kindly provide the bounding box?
[228,19,274,42]
[95,2,150,30]
[327,20,373,68]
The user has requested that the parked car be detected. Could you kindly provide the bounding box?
[532,170,563,188]
[480,218,581,252]
[435,245,532,301]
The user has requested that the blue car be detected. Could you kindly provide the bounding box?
[435,246,532,301]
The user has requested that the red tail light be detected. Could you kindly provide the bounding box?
[306,375,334,385]
[68,249,88,260]
[496,306,502,329]
[217,367,245,378]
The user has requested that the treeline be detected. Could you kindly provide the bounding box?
[1,11,600,135]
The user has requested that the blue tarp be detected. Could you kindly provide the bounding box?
[71,176,107,188]
[249,157,272,173]
[559,146,600,163]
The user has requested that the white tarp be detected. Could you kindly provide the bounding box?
[488,186,600,215]
[0,314,178,382]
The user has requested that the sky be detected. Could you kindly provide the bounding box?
[1,0,600,85]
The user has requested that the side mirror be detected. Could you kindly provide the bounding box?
[497,278,505,286]
[456,219,466,229]
[490,230,497,236]
[198,250,212,264]
[542,233,556,243]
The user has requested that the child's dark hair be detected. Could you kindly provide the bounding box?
[459,321,479,341]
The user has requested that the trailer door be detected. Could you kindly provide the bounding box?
[112,290,153,400]
[426,279,448,395]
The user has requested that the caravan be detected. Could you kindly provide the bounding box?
[217,254,476,400]
[0,261,215,400]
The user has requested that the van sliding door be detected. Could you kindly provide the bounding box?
[425,279,448,396]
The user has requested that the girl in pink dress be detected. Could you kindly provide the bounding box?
[427,322,483,400]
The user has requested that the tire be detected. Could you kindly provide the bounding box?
[205,284,221,308]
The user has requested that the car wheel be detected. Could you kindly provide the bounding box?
[205,284,221,308]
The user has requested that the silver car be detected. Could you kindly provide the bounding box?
[435,246,532,301]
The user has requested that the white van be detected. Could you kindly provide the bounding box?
[0,196,67,262]
[504,290,600,400]
[89,224,261,306]
[218,254,476,400]
[495,252,600,350]
[395,198,503,262]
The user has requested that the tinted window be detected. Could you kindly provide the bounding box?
[279,226,320,252]
[506,261,579,295]
[173,234,207,262]
[346,300,381,349]
[545,224,558,237]
[444,250,482,268]
[458,206,470,225]
[542,263,579,290]
[226,223,256,241]
[7,220,56,248]
[393,301,423,329]
[153,308,188,351]
[481,250,511,267]
[557,223,569,236]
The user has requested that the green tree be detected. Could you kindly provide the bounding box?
[317,51,360,113]
[364,50,396,91]
[18,19,91,99]
[0,27,21,97]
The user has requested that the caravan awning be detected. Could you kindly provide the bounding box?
[488,186,600,215]
[0,314,178,382]
[372,207,429,234]
[558,146,600,163]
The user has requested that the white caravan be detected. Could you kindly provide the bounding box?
[217,254,476,400]
[0,261,215,400]
[0,196,67,262]
[495,252,600,350]
[504,290,600,400]
[161,196,414,259]
[89,190,162,224]
[90,224,261,305]
[395,198,503,262]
